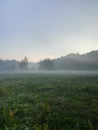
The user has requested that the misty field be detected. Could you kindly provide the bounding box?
[0,73,98,130]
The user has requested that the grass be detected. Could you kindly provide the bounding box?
[0,73,98,130]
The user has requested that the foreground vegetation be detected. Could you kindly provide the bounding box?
[0,73,98,130]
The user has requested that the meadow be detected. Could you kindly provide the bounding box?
[0,72,98,130]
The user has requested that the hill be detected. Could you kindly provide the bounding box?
[52,50,98,70]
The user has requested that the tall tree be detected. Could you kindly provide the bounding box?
[19,56,28,70]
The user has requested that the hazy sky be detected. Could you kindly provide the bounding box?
[0,0,98,62]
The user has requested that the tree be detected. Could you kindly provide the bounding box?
[19,56,28,70]
[39,58,54,70]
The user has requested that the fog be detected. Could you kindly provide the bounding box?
[1,69,98,77]
[0,50,98,75]
[0,1,98,130]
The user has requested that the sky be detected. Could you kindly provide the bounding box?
[0,0,98,62]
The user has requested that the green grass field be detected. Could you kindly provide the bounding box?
[0,73,98,130]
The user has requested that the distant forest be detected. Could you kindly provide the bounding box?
[0,50,98,71]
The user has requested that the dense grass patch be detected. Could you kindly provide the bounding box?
[0,73,98,130]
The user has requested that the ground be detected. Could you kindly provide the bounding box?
[0,73,98,130]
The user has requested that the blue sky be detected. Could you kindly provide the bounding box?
[0,0,98,62]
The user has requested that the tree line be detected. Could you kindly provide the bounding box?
[0,50,98,71]
[0,56,28,71]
